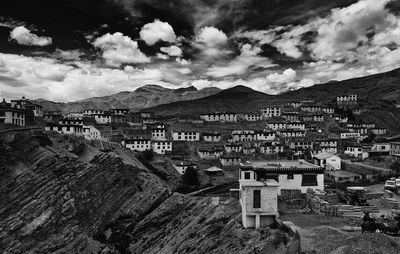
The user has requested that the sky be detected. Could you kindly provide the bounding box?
[0,0,400,102]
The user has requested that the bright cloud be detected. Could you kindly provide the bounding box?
[196,26,228,47]
[92,32,150,66]
[9,26,52,46]
[266,68,297,84]
[160,45,182,57]
[140,19,177,45]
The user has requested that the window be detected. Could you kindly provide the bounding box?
[244,172,251,179]
[302,174,318,186]
[287,174,294,180]
[253,190,261,208]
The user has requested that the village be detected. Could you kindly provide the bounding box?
[2,93,400,242]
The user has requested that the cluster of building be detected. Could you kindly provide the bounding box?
[0,97,43,126]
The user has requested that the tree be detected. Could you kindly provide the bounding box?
[182,166,200,186]
[390,161,400,176]
[142,149,154,161]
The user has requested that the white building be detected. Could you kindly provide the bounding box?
[369,143,390,155]
[45,123,83,136]
[261,107,281,118]
[150,127,166,140]
[259,142,284,154]
[312,114,324,122]
[300,105,321,113]
[225,143,243,153]
[266,122,286,131]
[171,131,200,141]
[220,156,241,167]
[152,140,172,154]
[94,114,112,124]
[340,132,361,139]
[279,130,306,138]
[83,125,102,140]
[202,132,222,142]
[390,142,400,156]
[337,94,357,106]
[83,109,105,116]
[344,145,369,159]
[286,122,306,130]
[371,128,387,135]
[256,131,276,141]
[322,107,335,114]
[240,160,324,195]
[200,112,237,122]
[198,147,224,159]
[0,107,26,126]
[313,152,341,171]
[110,108,130,115]
[282,112,299,121]
[239,169,279,229]
[232,130,257,142]
[173,161,196,175]
[317,139,338,154]
[123,139,151,151]
[242,113,263,121]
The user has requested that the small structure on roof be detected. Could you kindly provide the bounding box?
[205,166,224,176]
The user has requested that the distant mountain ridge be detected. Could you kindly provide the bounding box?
[34,85,221,113]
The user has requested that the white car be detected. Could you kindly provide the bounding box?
[384,180,397,192]
[396,178,400,189]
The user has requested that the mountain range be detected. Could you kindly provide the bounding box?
[34,85,221,113]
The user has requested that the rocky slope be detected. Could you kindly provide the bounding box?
[35,85,221,113]
[0,130,300,254]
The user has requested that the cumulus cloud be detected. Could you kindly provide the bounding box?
[266,68,297,84]
[160,45,182,57]
[140,19,177,45]
[92,32,150,66]
[196,26,228,47]
[176,58,191,65]
[240,43,262,56]
[9,26,52,46]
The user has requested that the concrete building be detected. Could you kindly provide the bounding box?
[369,143,390,156]
[109,108,130,115]
[337,94,357,107]
[266,122,286,130]
[316,139,338,154]
[83,109,104,116]
[150,126,166,140]
[371,128,387,135]
[322,107,335,114]
[289,139,313,151]
[0,107,26,126]
[94,114,112,124]
[172,131,200,141]
[312,114,324,122]
[344,145,369,159]
[326,171,362,183]
[43,111,62,123]
[123,139,151,151]
[152,140,173,154]
[83,125,102,140]
[225,143,243,153]
[239,168,279,228]
[45,123,83,136]
[202,132,222,142]
[286,122,306,130]
[313,152,341,171]
[279,130,306,138]
[259,142,284,154]
[242,113,263,121]
[239,160,324,195]
[200,112,237,122]
[261,107,281,118]
[220,155,241,167]
[256,131,276,141]
[232,130,257,142]
[300,105,321,113]
[198,147,224,159]
[340,132,361,139]
[10,97,43,117]
[282,112,299,121]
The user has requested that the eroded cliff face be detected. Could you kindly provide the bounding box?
[0,130,300,254]
[0,130,170,253]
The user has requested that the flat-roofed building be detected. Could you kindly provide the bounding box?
[123,139,151,151]
[202,132,221,142]
[172,130,200,141]
[152,140,172,154]
[261,107,281,118]
[200,112,237,122]
[239,160,324,194]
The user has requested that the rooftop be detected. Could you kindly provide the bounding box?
[241,160,320,170]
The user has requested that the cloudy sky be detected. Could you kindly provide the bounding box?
[1,0,400,102]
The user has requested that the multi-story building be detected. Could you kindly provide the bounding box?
[238,167,279,228]
[83,109,105,116]
[220,155,241,167]
[265,122,286,131]
[344,145,369,159]
[322,107,335,114]
[241,113,263,121]
[261,107,281,118]
[93,114,112,124]
[10,97,43,117]
[200,112,237,122]
[279,130,306,138]
[256,131,276,141]
[337,94,357,107]
[316,139,338,154]
[109,108,130,115]
[45,123,83,136]
[289,139,313,151]
[239,160,324,195]
[286,122,306,130]
[300,105,321,113]
[0,105,26,126]
[282,112,299,121]
[259,142,284,154]
[150,125,166,140]
[202,132,222,142]
[198,147,224,159]
[225,143,243,153]
[123,139,152,151]
[390,142,400,156]
[371,128,387,135]
[152,140,173,154]
[172,131,200,141]
[83,125,102,140]
[232,130,257,142]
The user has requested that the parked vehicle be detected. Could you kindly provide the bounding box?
[384,180,397,192]
[395,178,400,189]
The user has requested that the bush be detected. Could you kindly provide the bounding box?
[182,166,200,186]
[142,149,154,161]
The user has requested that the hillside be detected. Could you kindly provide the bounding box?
[0,129,300,253]
[35,85,221,113]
